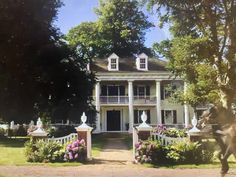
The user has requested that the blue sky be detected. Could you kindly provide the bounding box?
[54,0,170,47]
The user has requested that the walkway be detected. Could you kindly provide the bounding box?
[93,133,133,165]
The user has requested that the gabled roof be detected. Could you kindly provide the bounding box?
[90,57,167,72]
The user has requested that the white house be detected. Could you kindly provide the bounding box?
[89,53,195,133]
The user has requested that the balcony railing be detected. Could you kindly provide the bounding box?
[100,96,129,104]
[99,96,156,105]
[133,96,156,104]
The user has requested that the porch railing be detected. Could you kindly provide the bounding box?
[100,96,129,104]
[99,96,156,104]
[133,96,156,104]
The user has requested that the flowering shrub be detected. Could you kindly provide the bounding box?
[135,140,214,164]
[64,139,86,162]
[153,125,187,138]
[153,124,167,134]
[25,139,64,163]
[135,140,166,164]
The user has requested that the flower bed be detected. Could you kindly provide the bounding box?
[25,138,86,163]
[135,140,214,164]
[153,125,187,138]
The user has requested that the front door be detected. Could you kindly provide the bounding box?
[107,110,121,131]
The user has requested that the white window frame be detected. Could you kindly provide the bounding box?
[139,58,147,70]
[108,53,119,71]
[162,110,177,124]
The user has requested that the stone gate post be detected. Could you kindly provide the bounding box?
[75,112,93,160]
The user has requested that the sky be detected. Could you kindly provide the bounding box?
[54,0,170,47]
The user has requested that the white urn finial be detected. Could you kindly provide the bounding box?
[141,111,147,123]
[189,114,200,133]
[81,112,87,124]
[36,117,43,129]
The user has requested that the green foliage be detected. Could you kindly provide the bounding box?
[145,0,236,110]
[0,128,6,137]
[135,140,214,164]
[163,128,187,138]
[48,125,76,138]
[67,0,153,57]
[0,0,96,123]
[25,139,64,163]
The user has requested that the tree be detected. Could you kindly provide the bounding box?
[145,0,236,117]
[0,0,95,123]
[67,0,153,57]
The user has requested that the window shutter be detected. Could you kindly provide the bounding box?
[120,86,125,96]
[161,84,164,100]
[134,110,138,124]
[173,110,177,124]
[101,85,107,96]
[146,86,150,96]
[147,110,151,124]
[134,86,137,96]
[161,110,165,124]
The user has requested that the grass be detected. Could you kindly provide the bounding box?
[0,137,28,165]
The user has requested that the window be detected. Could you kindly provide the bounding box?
[134,85,150,98]
[134,110,150,124]
[161,110,177,124]
[140,58,146,69]
[110,58,117,69]
[107,53,119,71]
[136,53,148,71]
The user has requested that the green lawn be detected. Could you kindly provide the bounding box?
[0,137,28,165]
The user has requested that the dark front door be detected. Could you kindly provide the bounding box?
[107,110,121,131]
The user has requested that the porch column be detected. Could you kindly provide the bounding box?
[95,81,101,133]
[128,80,134,132]
[184,82,189,128]
[156,80,162,124]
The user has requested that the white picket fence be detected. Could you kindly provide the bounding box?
[48,133,78,145]
[151,132,186,146]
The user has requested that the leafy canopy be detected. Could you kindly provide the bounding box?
[67,0,154,58]
[0,0,95,123]
[145,0,236,110]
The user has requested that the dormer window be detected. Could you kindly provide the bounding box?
[139,58,146,69]
[108,53,119,71]
[136,53,148,71]
[110,58,118,69]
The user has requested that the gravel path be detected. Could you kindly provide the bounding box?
[0,165,235,177]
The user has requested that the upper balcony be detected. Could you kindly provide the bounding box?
[99,96,156,105]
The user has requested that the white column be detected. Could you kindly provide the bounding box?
[128,80,134,132]
[184,82,189,128]
[95,81,101,132]
[156,80,162,124]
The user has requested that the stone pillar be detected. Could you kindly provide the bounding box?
[133,111,153,161]
[76,112,93,160]
[184,82,190,128]
[29,118,48,141]
[156,80,162,124]
[128,80,134,132]
[95,81,101,133]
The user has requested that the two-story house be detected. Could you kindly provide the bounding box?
[89,53,193,133]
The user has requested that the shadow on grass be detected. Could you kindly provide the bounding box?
[0,137,29,147]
